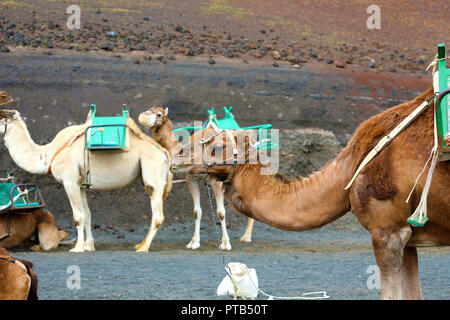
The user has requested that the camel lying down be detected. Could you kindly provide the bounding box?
[0,209,68,251]
[0,247,38,300]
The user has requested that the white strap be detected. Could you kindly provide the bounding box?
[0,189,29,211]
[405,88,439,225]
[242,267,329,300]
[225,264,329,300]
[345,99,431,190]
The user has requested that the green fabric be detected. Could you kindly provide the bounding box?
[437,44,450,146]
[85,104,128,150]
[174,106,279,150]
[0,183,40,210]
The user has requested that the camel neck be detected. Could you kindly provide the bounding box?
[152,120,178,153]
[4,119,57,174]
[225,157,352,231]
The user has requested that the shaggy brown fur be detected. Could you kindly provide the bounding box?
[0,247,38,300]
[342,87,436,204]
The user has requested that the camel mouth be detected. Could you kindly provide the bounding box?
[59,230,69,241]
[171,162,195,173]
[171,162,205,174]
[138,112,157,128]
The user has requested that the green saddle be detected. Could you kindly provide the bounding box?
[0,181,44,214]
[85,104,129,150]
[436,44,450,150]
[173,106,279,150]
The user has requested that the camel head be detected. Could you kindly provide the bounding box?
[0,91,14,107]
[173,127,261,179]
[138,106,169,130]
[0,91,17,125]
[34,209,69,251]
[0,109,21,136]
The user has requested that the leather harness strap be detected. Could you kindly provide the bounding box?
[223,164,236,184]
[48,133,84,174]
[344,95,435,190]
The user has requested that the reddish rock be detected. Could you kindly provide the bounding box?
[335,61,345,68]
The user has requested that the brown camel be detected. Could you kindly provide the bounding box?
[0,209,68,251]
[0,247,38,300]
[138,107,255,250]
[176,86,450,300]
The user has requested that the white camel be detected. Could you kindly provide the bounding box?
[0,108,172,252]
[138,107,254,251]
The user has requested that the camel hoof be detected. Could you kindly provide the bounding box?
[240,235,252,242]
[186,240,200,250]
[135,244,149,252]
[219,243,232,251]
[84,243,95,251]
[134,240,144,250]
[69,246,85,253]
[30,244,41,251]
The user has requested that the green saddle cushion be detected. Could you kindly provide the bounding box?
[0,183,39,210]
[86,105,128,150]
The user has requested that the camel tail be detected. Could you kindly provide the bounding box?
[18,259,38,300]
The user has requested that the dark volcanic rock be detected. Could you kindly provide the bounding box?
[99,42,114,51]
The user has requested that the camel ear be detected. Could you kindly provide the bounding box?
[164,107,169,116]
[85,109,92,123]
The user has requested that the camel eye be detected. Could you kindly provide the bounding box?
[157,113,162,117]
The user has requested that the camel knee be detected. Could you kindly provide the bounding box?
[217,210,225,221]
[152,216,164,229]
[145,185,154,197]
[371,227,412,272]
[193,209,202,220]
[73,210,85,227]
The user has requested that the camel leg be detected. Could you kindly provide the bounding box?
[63,182,86,253]
[401,246,423,299]
[80,190,95,251]
[371,226,412,299]
[240,218,254,242]
[185,176,202,250]
[211,178,231,251]
[135,184,165,252]
[135,158,166,252]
